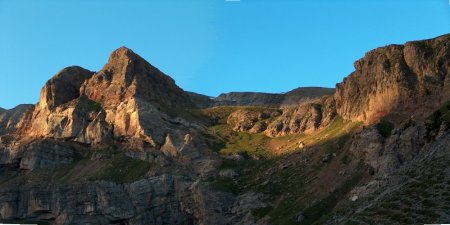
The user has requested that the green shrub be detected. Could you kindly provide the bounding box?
[86,99,103,111]
[376,120,394,138]
[252,206,273,218]
[211,177,239,194]
[88,153,151,183]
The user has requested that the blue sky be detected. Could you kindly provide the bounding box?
[1,0,449,109]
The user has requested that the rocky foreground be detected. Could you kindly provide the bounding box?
[0,33,449,225]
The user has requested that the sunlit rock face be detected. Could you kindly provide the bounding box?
[81,47,192,109]
[226,96,336,137]
[13,47,200,148]
[335,34,450,124]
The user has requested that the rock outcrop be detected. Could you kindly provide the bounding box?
[13,47,201,149]
[226,96,336,137]
[227,109,281,133]
[349,122,427,176]
[335,34,450,124]
[38,66,95,110]
[0,104,34,135]
[264,96,336,137]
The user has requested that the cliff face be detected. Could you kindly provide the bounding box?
[226,96,336,137]
[335,34,450,124]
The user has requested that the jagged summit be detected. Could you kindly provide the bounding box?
[82,47,191,109]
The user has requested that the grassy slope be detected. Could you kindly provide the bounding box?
[199,106,366,225]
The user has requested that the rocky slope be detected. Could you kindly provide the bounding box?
[214,87,334,108]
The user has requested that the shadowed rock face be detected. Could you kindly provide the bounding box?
[214,87,335,108]
[335,34,450,124]
[38,66,94,110]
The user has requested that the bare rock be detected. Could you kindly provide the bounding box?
[264,97,336,137]
[37,66,94,110]
[81,47,192,110]
[335,34,450,124]
[219,169,239,178]
[295,212,305,223]
[0,104,34,135]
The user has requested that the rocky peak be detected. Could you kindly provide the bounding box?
[81,47,192,109]
[101,46,145,85]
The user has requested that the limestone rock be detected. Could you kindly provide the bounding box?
[81,47,192,110]
[219,169,239,178]
[349,122,426,176]
[335,34,450,124]
[0,104,34,135]
[0,139,75,170]
[23,97,113,145]
[264,96,336,137]
[227,109,274,133]
[37,66,94,110]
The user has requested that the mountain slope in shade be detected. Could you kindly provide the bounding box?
[214,87,334,107]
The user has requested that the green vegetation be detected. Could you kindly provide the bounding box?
[301,173,363,225]
[56,146,151,184]
[340,154,351,165]
[88,153,151,183]
[376,119,394,138]
[426,101,450,130]
[209,124,273,158]
[210,177,240,194]
[85,99,103,111]
[252,206,273,218]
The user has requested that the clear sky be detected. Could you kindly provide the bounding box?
[1,0,449,109]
